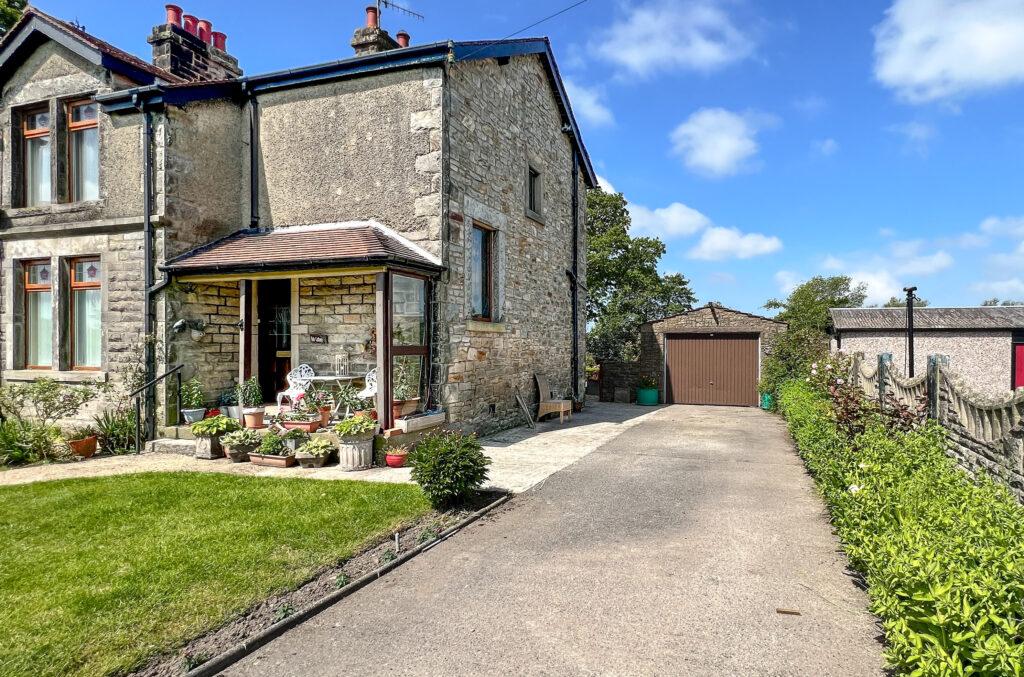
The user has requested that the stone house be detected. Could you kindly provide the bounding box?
[831,306,1024,396]
[0,6,594,435]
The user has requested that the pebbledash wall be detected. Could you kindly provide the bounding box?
[441,56,586,433]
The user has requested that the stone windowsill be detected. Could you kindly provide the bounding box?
[3,369,109,384]
[525,208,545,225]
[3,200,104,219]
[466,320,506,333]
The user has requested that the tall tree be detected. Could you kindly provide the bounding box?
[0,0,25,35]
[883,295,929,308]
[586,189,696,361]
[982,298,1024,306]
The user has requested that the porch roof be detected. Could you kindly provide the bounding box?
[161,222,443,278]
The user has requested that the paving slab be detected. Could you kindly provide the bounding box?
[226,405,886,676]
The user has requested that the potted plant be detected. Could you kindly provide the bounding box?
[281,427,310,453]
[180,377,206,424]
[384,444,409,468]
[218,389,241,422]
[636,375,659,406]
[391,358,421,420]
[280,410,320,433]
[237,377,266,428]
[249,431,295,468]
[66,425,99,459]
[221,428,261,463]
[190,414,241,459]
[303,386,334,428]
[296,436,335,468]
[333,414,377,471]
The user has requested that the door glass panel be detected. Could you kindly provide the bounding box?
[392,354,423,404]
[27,291,52,367]
[392,275,425,346]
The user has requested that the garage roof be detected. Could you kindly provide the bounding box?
[831,307,1024,331]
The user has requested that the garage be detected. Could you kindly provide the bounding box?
[639,304,787,407]
[665,333,760,406]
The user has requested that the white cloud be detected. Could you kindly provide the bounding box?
[822,255,846,270]
[889,238,923,258]
[813,138,839,156]
[564,79,615,128]
[709,271,737,285]
[849,270,903,305]
[671,108,775,177]
[980,215,1024,237]
[596,174,617,193]
[971,278,1024,297]
[874,0,1024,103]
[688,226,782,260]
[954,232,989,248]
[886,121,936,155]
[630,202,712,237]
[900,250,954,275]
[792,94,827,116]
[775,270,800,294]
[591,0,755,78]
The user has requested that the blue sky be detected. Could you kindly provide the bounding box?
[38,0,1024,313]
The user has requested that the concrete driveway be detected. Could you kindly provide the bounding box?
[227,405,885,676]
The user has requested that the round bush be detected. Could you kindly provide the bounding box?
[410,430,491,508]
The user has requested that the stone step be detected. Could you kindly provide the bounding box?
[160,426,195,440]
[147,438,195,456]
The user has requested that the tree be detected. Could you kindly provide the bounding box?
[0,0,25,35]
[764,275,867,334]
[586,189,696,361]
[882,296,929,308]
[982,298,1024,307]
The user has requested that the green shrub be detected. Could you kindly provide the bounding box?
[189,415,240,438]
[93,409,137,455]
[779,379,1024,675]
[333,414,376,439]
[258,432,286,456]
[180,378,205,409]
[0,378,97,427]
[221,428,261,450]
[297,437,334,457]
[236,377,264,409]
[410,430,491,508]
[0,420,65,466]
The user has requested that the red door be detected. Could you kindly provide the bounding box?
[1015,343,1024,390]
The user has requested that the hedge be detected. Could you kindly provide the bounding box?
[779,380,1024,676]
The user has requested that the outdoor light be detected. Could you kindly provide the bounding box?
[172,318,206,340]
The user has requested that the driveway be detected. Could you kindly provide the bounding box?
[227,405,885,676]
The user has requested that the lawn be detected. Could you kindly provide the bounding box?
[0,472,430,677]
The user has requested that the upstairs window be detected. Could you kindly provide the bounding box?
[68,101,99,202]
[71,258,102,369]
[469,222,494,321]
[526,165,542,218]
[23,109,51,207]
[24,261,52,368]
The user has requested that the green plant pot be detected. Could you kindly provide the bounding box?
[760,392,774,410]
[636,387,659,406]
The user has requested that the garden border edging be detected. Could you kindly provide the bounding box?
[185,493,511,677]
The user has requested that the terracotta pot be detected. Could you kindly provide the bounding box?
[281,420,320,433]
[248,453,296,468]
[68,435,98,459]
[385,451,408,468]
[243,408,266,429]
[296,453,328,469]
[319,407,331,428]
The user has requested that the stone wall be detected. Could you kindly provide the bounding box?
[442,55,587,433]
[640,305,787,400]
[598,360,640,403]
[839,330,1015,396]
[295,275,376,376]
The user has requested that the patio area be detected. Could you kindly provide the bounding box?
[0,402,663,493]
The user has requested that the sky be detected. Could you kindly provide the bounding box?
[36,0,1024,314]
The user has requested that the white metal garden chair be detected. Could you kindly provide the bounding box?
[357,368,377,400]
[277,364,315,410]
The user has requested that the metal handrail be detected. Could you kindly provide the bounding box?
[134,365,184,454]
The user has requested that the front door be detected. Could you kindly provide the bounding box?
[257,279,292,402]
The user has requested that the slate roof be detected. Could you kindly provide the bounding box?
[831,307,1024,331]
[161,222,442,276]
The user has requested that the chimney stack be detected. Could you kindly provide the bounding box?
[351,4,400,55]
[396,30,410,48]
[149,6,241,81]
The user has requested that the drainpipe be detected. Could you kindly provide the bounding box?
[247,89,260,228]
[904,285,917,377]
[569,151,580,402]
[134,94,156,438]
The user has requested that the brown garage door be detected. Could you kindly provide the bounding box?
[665,333,759,406]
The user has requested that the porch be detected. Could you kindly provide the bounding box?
[159,222,442,432]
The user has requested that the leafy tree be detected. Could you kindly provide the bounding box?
[982,298,1024,306]
[760,276,866,401]
[882,295,929,308]
[0,0,25,35]
[586,188,696,361]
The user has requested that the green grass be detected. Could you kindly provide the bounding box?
[0,472,430,677]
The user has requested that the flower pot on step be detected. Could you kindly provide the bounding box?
[385,450,408,468]
[194,436,224,460]
[182,408,206,424]
[319,407,331,428]
[248,452,296,468]
[223,405,242,422]
[243,407,266,428]
[337,437,374,471]
[281,419,320,433]
[296,452,328,469]
[68,435,98,458]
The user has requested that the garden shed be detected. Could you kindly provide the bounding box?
[639,304,786,406]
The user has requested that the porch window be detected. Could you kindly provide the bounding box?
[71,258,102,369]
[23,108,51,206]
[469,223,494,321]
[391,274,428,411]
[68,101,99,202]
[24,261,52,368]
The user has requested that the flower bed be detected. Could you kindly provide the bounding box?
[779,375,1024,675]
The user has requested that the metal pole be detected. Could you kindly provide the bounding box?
[903,286,917,377]
[135,397,142,454]
[176,370,182,426]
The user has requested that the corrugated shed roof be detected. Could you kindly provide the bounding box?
[162,222,442,275]
[831,307,1024,331]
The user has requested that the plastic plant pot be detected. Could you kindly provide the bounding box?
[636,387,659,406]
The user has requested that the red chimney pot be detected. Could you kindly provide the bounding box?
[197,19,213,43]
[165,4,183,27]
[211,31,227,51]
[365,5,379,29]
[396,30,410,48]
[182,14,198,35]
